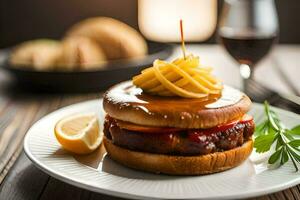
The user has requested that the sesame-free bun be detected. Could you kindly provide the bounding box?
[10,39,62,71]
[66,17,147,60]
[60,36,106,70]
[104,137,253,175]
[103,81,252,129]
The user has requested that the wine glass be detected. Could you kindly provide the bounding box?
[218,0,279,93]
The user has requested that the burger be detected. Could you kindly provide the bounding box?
[102,56,254,175]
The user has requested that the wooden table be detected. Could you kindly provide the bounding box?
[0,45,300,200]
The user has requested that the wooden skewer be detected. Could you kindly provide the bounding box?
[180,19,187,60]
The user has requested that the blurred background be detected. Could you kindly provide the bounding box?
[1,2,300,200]
[1,0,300,47]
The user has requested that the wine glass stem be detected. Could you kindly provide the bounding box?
[239,64,253,94]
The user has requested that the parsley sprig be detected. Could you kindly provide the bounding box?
[254,101,300,171]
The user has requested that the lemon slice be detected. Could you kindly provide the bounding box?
[54,113,102,154]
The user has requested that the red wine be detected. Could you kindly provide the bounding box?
[219,35,277,66]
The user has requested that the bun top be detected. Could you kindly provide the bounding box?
[103,81,252,129]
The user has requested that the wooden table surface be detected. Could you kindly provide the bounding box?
[0,44,300,200]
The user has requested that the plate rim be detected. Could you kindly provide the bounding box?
[23,100,149,200]
[23,99,300,200]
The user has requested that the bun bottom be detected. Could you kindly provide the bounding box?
[103,137,253,175]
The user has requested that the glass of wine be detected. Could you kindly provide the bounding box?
[218,0,279,93]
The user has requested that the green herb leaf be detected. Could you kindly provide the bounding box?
[270,110,282,128]
[276,136,283,150]
[289,149,300,162]
[254,122,267,136]
[268,149,282,164]
[281,148,289,165]
[289,125,300,135]
[290,145,300,153]
[283,130,295,141]
[289,140,300,147]
[254,101,300,171]
[287,150,299,171]
[254,133,276,153]
[264,101,279,131]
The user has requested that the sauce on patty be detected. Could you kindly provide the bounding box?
[104,115,254,156]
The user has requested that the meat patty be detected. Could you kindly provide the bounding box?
[104,115,254,156]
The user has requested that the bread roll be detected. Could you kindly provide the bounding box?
[60,36,106,70]
[66,17,147,60]
[10,39,62,71]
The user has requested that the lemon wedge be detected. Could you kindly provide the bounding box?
[54,113,102,154]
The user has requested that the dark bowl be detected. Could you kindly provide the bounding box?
[2,41,174,93]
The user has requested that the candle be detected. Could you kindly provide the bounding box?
[138,0,217,42]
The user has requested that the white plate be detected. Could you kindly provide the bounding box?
[24,100,300,200]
